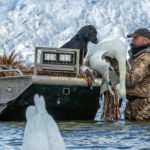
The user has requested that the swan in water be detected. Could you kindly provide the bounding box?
[22,94,66,150]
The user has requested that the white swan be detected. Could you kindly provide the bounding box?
[22,94,66,150]
[85,39,127,98]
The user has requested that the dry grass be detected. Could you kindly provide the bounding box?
[0,50,23,77]
[0,51,21,68]
[0,50,80,77]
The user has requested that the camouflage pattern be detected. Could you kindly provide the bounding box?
[125,97,150,120]
[125,47,150,121]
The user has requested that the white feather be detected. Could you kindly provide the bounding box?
[85,39,127,98]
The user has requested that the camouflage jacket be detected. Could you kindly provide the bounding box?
[126,46,150,98]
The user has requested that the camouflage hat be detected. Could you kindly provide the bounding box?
[127,28,150,39]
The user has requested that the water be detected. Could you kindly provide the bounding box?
[0,120,150,150]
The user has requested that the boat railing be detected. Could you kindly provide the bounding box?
[0,68,23,77]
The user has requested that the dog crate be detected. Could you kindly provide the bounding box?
[34,47,80,76]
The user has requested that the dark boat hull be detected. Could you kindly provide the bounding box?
[0,83,100,121]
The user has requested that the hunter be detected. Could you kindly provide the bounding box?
[125,28,150,121]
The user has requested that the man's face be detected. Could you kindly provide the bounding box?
[131,36,149,47]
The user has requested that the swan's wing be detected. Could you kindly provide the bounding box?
[100,70,119,94]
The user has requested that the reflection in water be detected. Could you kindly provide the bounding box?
[0,120,150,150]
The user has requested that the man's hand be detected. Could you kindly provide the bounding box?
[80,66,95,89]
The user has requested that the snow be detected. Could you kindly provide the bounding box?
[0,0,149,63]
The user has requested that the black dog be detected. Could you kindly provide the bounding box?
[61,25,98,65]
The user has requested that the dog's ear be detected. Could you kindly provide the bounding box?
[77,28,89,39]
[84,27,90,38]
[85,32,89,38]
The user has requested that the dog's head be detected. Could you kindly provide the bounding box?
[77,25,99,44]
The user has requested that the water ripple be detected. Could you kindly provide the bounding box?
[0,120,150,150]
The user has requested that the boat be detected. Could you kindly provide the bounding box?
[0,47,101,121]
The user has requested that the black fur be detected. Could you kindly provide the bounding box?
[61,25,98,64]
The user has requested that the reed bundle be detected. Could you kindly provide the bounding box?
[0,51,23,77]
[101,87,120,121]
